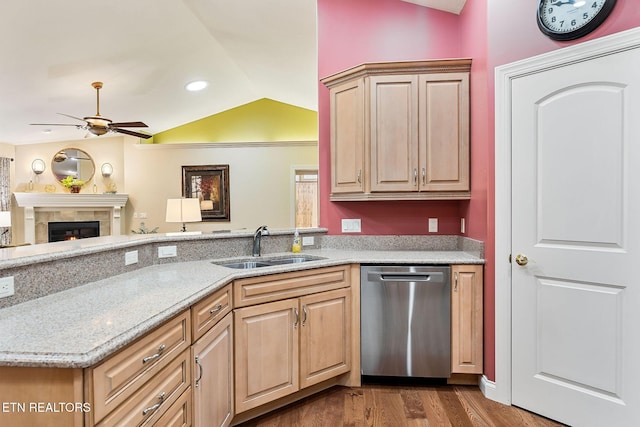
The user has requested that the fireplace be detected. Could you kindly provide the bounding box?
[13,193,128,245]
[48,221,100,242]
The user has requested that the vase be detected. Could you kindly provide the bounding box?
[70,185,81,193]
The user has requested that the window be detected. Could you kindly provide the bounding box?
[294,170,318,228]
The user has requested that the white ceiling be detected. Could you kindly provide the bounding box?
[0,0,462,145]
[0,0,318,145]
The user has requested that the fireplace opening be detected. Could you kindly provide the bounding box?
[48,221,100,242]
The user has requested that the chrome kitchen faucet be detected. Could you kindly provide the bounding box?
[252,225,269,257]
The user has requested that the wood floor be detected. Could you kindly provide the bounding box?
[236,383,566,427]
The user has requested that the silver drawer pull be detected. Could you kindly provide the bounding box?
[142,391,165,415]
[209,304,223,315]
[142,344,166,364]
[195,355,203,388]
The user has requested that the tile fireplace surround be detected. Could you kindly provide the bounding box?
[13,193,129,245]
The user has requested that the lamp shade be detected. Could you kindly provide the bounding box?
[0,211,11,228]
[166,198,202,223]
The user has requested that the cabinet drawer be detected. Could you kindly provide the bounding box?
[91,311,191,423]
[97,348,191,427]
[234,265,351,307]
[192,284,232,341]
[152,387,191,427]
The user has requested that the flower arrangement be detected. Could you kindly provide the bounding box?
[131,222,159,234]
[60,175,85,188]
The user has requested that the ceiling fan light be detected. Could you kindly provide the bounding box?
[185,80,208,91]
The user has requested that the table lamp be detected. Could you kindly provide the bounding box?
[166,199,202,235]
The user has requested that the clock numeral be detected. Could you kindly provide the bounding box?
[548,7,553,14]
[559,20,565,28]
[583,12,589,20]
[552,16,557,23]
[591,1,598,8]
[571,19,577,26]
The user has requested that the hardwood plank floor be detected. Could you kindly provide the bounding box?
[236,384,567,427]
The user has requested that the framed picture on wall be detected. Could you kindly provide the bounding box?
[182,165,230,222]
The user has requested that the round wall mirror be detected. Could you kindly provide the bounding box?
[51,148,95,185]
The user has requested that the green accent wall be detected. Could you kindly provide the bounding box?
[151,98,318,143]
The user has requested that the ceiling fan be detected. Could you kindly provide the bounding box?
[31,82,152,139]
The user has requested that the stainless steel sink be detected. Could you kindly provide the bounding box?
[220,261,273,269]
[214,255,325,269]
[265,256,321,265]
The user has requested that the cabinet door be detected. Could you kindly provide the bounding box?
[418,73,470,192]
[299,288,352,389]
[234,299,299,413]
[451,265,483,374]
[329,78,365,194]
[192,313,233,427]
[369,74,419,192]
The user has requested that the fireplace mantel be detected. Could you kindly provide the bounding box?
[13,192,129,244]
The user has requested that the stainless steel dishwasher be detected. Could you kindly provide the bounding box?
[360,265,451,378]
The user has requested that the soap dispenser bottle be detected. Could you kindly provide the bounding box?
[292,229,302,253]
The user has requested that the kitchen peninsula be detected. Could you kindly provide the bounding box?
[0,230,483,426]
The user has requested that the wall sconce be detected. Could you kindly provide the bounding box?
[165,198,202,235]
[101,163,113,177]
[31,159,46,175]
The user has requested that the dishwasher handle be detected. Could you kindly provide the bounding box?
[368,271,445,283]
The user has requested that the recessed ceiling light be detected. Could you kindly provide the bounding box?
[42,129,52,134]
[185,80,208,91]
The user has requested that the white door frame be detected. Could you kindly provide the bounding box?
[492,26,640,406]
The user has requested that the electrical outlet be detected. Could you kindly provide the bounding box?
[158,246,177,258]
[461,218,466,234]
[0,276,15,299]
[341,219,361,233]
[125,250,138,266]
[428,218,438,233]
[302,236,314,246]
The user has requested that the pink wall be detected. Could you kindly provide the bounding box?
[317,0,463,236]
[318,0,640,384]
[457,0,640,382]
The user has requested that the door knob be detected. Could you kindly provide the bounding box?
[515,254,528,266]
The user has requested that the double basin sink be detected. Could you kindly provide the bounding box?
[214,255,325,270]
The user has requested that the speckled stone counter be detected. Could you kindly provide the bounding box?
[0,233,483,368]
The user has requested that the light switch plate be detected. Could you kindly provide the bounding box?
[125,250,138,266]
[0,276,15,299]
[428,218,438,233]
[158,246,177,258]
[302,236,314,246]
[341,219,361,233]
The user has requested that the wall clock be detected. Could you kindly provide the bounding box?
[537,0,617,41]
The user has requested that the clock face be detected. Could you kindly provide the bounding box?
[537,0,617,41]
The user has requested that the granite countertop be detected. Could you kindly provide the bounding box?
[0,248,482,368]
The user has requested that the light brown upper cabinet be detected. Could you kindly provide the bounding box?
[322,59,471,201]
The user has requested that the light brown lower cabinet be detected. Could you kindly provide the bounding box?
[234,287,351,414]
[451,264,484,374]
[192,312,234,427]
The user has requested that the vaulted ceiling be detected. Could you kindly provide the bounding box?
[0,0,463,145]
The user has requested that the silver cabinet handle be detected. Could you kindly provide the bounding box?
[413,168,418,185]
[454,272,458,292]
[209,303,223,315]
[357,169,362,184]
[302,305,308,327]
[422,168,426,185]
[293,308,299,328]
[195,355,203,388]
[142,391,165,415]
[142,344,166,364]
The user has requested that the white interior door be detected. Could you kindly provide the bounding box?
[511,46,640,426]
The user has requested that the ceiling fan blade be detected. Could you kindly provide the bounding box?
[30,123,80,126]
[110,121,148,128]
[57,113,87,122]
[113,127,152,139]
